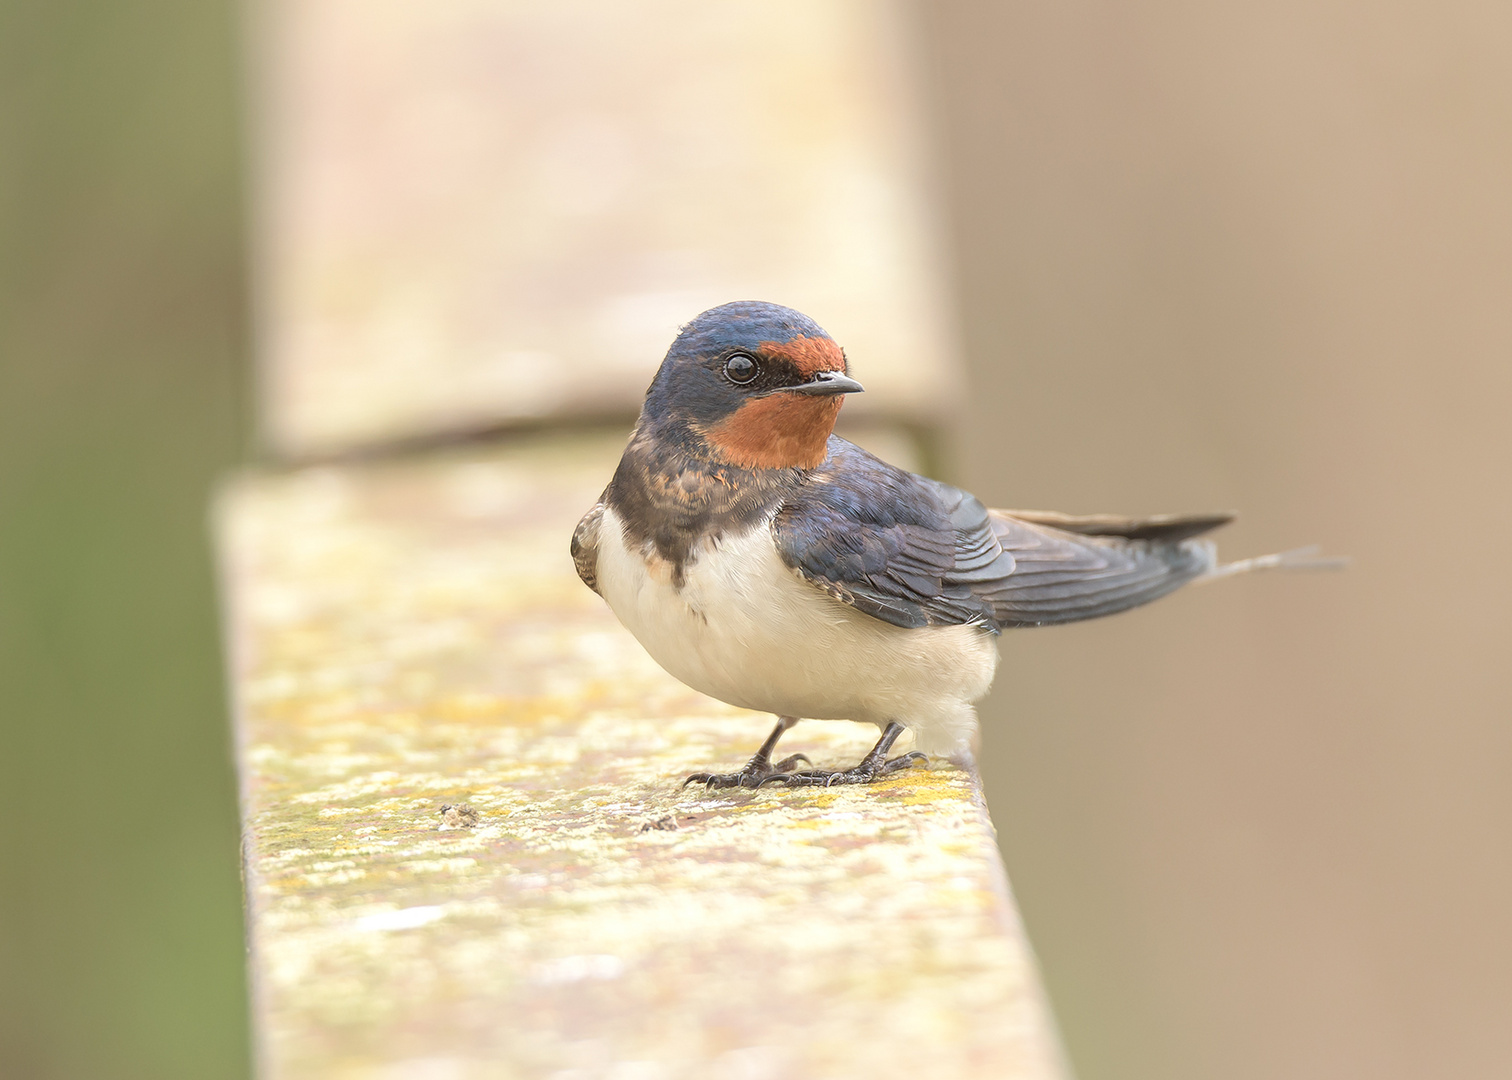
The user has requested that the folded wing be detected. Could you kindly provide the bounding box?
[980,509,1223,626]
[774,438,1228,631]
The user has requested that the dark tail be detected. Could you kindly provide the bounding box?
[986,509,1340,627]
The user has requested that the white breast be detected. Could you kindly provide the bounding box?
[593,506,998,761]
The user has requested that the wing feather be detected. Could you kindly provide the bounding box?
[774,438,1227,631]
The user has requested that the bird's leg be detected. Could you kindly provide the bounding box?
[684,716,811,789]
[758,721,927,787]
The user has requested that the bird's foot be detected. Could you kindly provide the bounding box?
[684,752,811,790]
[759,750,928,788]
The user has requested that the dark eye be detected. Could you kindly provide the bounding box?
[724,353,758,384]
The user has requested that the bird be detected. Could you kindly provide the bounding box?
[572,301,1334,789]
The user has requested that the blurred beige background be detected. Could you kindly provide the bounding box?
[251,0,958,457]
[919,4,1512,1079]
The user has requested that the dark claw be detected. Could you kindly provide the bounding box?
[683,752,813,790]
[683,770,761,789]
[685,720,924,791]
[684,717,810,790]
[881,751,928,774]
[682,770,748,790]
[758,751,928,788]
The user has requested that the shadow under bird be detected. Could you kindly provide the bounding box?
[572,301,1337,788]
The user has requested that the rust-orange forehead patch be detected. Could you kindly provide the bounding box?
[760,335,845,378]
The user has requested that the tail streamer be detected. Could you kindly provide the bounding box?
[1198,545,1349,583]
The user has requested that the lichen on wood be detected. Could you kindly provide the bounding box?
[219,431,1065,1079]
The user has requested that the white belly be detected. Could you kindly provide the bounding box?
[594,506,998,760]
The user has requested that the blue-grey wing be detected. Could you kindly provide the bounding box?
[774,438,1228,630]
[978,510,1223,626]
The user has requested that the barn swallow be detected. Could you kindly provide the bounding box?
[572,301,1335,788]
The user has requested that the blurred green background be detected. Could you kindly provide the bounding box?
[0,1,251,1077]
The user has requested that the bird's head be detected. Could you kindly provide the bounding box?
[639,301,863,470]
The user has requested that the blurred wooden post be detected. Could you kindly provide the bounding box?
[247,0,962,460]
[223,2,1067,1076]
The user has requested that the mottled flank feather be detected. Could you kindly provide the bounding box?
[571,501,605,596]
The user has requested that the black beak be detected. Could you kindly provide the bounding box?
[788,370,865,396]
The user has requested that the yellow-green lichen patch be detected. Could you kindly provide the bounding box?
[220,432,1064,1080]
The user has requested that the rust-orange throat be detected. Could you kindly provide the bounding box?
[703,392,846,470]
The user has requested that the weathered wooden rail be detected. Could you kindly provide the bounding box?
[219,433,1065,1078]
[224,2,1069,1075]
